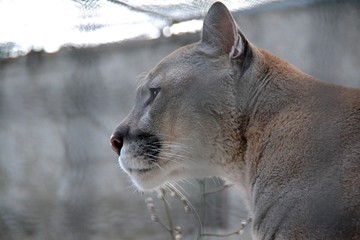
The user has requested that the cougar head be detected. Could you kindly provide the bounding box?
[110,2,254,190]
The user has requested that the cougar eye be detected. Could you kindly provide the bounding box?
[149,87,160,99]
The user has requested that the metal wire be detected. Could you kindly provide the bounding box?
[0,0,291,58]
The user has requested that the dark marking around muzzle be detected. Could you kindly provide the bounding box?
[111,127,161,161]
[136,133,161,161]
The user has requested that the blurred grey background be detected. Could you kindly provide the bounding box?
[0,0,359,239]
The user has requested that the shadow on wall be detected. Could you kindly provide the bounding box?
[0,1,359,239]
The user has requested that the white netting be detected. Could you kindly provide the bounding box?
[0,0,289,58]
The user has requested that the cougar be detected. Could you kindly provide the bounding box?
[110,2,360,239]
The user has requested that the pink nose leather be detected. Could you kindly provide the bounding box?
[110,134,122,155]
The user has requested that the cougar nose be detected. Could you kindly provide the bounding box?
[110,132,123,156]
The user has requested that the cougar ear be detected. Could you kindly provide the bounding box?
[201,2,245,59]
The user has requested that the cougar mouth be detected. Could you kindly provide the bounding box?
[119,133,163,174]
[128,167,156,174]
[118,132,194,190]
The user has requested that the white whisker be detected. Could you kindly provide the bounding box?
[166,183,204,234]
[172,182,189,196]
[158,153,199,168]
[195,121,211,145]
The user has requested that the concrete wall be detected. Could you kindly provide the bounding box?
[0,1,359,239]
[236,0,360,88]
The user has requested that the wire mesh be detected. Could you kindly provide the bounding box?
[0,0,296,58]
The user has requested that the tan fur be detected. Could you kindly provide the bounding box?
[111,2,360,239]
